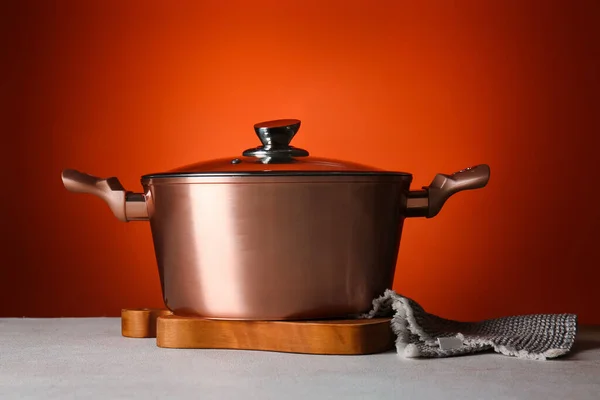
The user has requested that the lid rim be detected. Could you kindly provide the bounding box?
[141,171,412,180]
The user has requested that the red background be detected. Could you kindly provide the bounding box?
[4,0,599,323]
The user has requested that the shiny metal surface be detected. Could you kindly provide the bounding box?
[124,192,150,221]
[61,164,491,320]
[60,119,492,320]
[144,175,410,320]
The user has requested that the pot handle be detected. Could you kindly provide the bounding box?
[61,169,148,222]
[406,164,490,218]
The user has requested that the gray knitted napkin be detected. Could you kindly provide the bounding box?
[360,289,577,360]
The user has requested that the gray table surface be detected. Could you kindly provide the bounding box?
[1,318,598,400]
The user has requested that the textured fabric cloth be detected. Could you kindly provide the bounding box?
[361,289,578,360]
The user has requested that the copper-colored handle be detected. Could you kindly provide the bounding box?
[406,164,491,218]
[61,169,148,222]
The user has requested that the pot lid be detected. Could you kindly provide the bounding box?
[143,119,409,178]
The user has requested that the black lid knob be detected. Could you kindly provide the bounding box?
[243,119,309,162]
[253,119,301,149]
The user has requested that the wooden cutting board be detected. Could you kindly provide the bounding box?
[121,308,395,355]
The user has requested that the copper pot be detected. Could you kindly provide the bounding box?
[62,119,490,320]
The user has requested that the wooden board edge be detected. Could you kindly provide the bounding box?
[156,315,395,355]
[121,308,172,338]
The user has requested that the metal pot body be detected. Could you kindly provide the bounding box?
[144,175,412,320]
[61,116,490,321]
